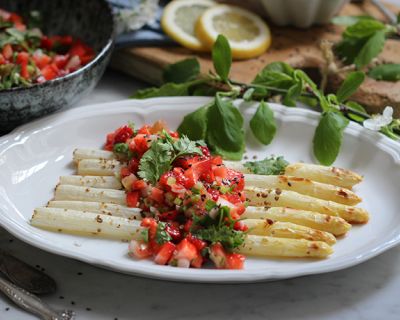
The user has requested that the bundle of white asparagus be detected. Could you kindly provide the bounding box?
[31,148,369,260]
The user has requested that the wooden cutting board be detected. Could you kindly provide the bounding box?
[110,1,400,116]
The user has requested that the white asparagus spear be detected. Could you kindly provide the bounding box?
[224,161,362,189]
[47,201,142,220]
[59,176,122,189]
[244,174,361,205]
[54,185,126,205]
[243,219,336,245]
[242,206,351,236]
[245,186,369,223]
[73,148,115,162]
[77,159,121,176]
[31,207,142,241]
[285,163,363,189]
[238,235,333,258]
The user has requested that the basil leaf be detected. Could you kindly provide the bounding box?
[343,19,385,39]
[244,156,289,175]
[336,71,365,102]
[368,63,400,81]
[250,101,276,145]
[346,101,367,122]
[177,105,209,140]
[354,30,386,69]
[313,112,349,165]
[131,82,193,99]
[212,35,232,82]
[283,81,303,106]
[206,96,244,160]
[163,58,200,83]
[331,15,374,26]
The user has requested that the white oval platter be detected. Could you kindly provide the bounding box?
[1,97,400,283]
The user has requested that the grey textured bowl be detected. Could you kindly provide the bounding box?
[0,0,114,134]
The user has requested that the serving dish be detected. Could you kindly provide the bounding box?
[258,0,350,28]
[0,0,114,134]
[1,97,400,283]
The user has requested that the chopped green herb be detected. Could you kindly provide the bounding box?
[155,222,172,245]
[244,156,289,175]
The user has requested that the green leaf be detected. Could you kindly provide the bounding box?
[253,62,295,90]
[138,140,173,184]
[283,81,303,106]
[172,135,202,160]
[243,88,255,101]
[343,19,385,39]
[346,101,367,122]
[177,105,209,140]
[354,30,386,69]
[313,112,349,165]
[249,101,276,145]
[212,35,232,82]
[131,81,194,99]
[163,58,200,83]
[335,37,369,64]
[243,156,289,175]
[336,71,365,102]
[368,63,400,81]
[206,96,245,160]
[331,15,375,26]
[194,224,245,251]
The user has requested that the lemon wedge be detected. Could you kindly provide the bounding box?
[196,5,272,59]
[161,0,216,51]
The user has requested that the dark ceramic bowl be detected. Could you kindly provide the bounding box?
[0,0,114,134]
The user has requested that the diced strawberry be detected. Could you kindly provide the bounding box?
[132,179,147,191]
[137,125,151,135]
[164,223,181,242]
[40,64,58,80]
[191,254,204,268]
[233,221,248,232]
[187,234,207,251]
[183,219,193,233]
[120,167,131,179]
[32,52,52,69]
[154,242,176,265]
[133,134,149,154]
[226,253,245,269]
[16,52,29,79]
[128,240,152,259]
[170,238,198,268]
[2,44,13,60]
[0,54,5,64]
[158,210,178,222]
[128,158,140,174]
[126,191,140,208]
[141,218,158,241]
[113,126,133,144]
[40,36,53,50]
[150,187,164,204]
[64,55,81,72]
[213,165,228,179]
[53,54,69,69]
[209,243,227,269]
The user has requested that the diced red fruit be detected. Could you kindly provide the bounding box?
[158,210,178,222]
[40,64,59,80]
[128,158,139,174]
[169,131,179,138]
[213,165,228,179]
[120,167,131,179]
[199,146,211,157]
[164,223,181,242]
[53,54,69,69]
[209,243,245,269]
[184,158,212,188]
[132,179,147,191]
[128,240,152,259]
[154,242,176,265]
[171,238,199,268]
[141,218,158,240]
[233,221,248,232]
[149,187,164,204]
[32,52,52,69]
[187,234,207,251]
[16,52,30,79]
[191,254,204,268]
[126,191,140,208]
[64,55,81,71]
[112,126,133,144]
[133,134,149,154]
[183,219,193,233]
[2,44,13,60]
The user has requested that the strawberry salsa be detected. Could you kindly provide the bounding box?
[105,121,248,269]
[0,8,94,89]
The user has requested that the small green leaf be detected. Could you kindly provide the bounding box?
[163,58,200,83]
[212,35,232,82]
[250,101,276,145]
[253,62,295,90]
[206,95,244,160]
[368,63,400,81]
[283,81,303,106]
[313,112,349,165]
[336,71,365,102]
[343,19,385,39]
[354,30,386,69]
[331,15,375,26]
[346,101,367,122]
[335,37,369,64]
[243,156,289,175]
[177,105,209,140]
[131,82,194,99]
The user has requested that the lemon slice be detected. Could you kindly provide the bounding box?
[161,0,216,51]
[196,5,272,59]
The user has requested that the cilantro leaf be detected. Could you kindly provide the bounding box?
[172,135,202,160]
[138,140,173,184]
[244,156,289,175]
